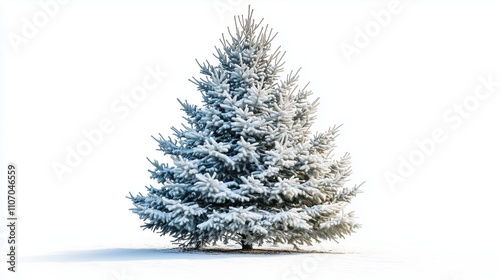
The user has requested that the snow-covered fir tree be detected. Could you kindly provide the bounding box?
[129,7,362,250]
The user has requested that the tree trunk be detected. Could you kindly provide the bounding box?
[241,234,253,250]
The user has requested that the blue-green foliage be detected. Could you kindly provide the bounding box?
[129,8,361,249]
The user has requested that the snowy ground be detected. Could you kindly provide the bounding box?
[7,237,499,280]
[15,247,500,280]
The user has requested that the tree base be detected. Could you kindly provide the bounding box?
[241,234,253,250]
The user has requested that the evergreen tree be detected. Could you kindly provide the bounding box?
[129,7,362,250]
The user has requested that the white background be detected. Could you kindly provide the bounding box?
[2,0,500,279]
